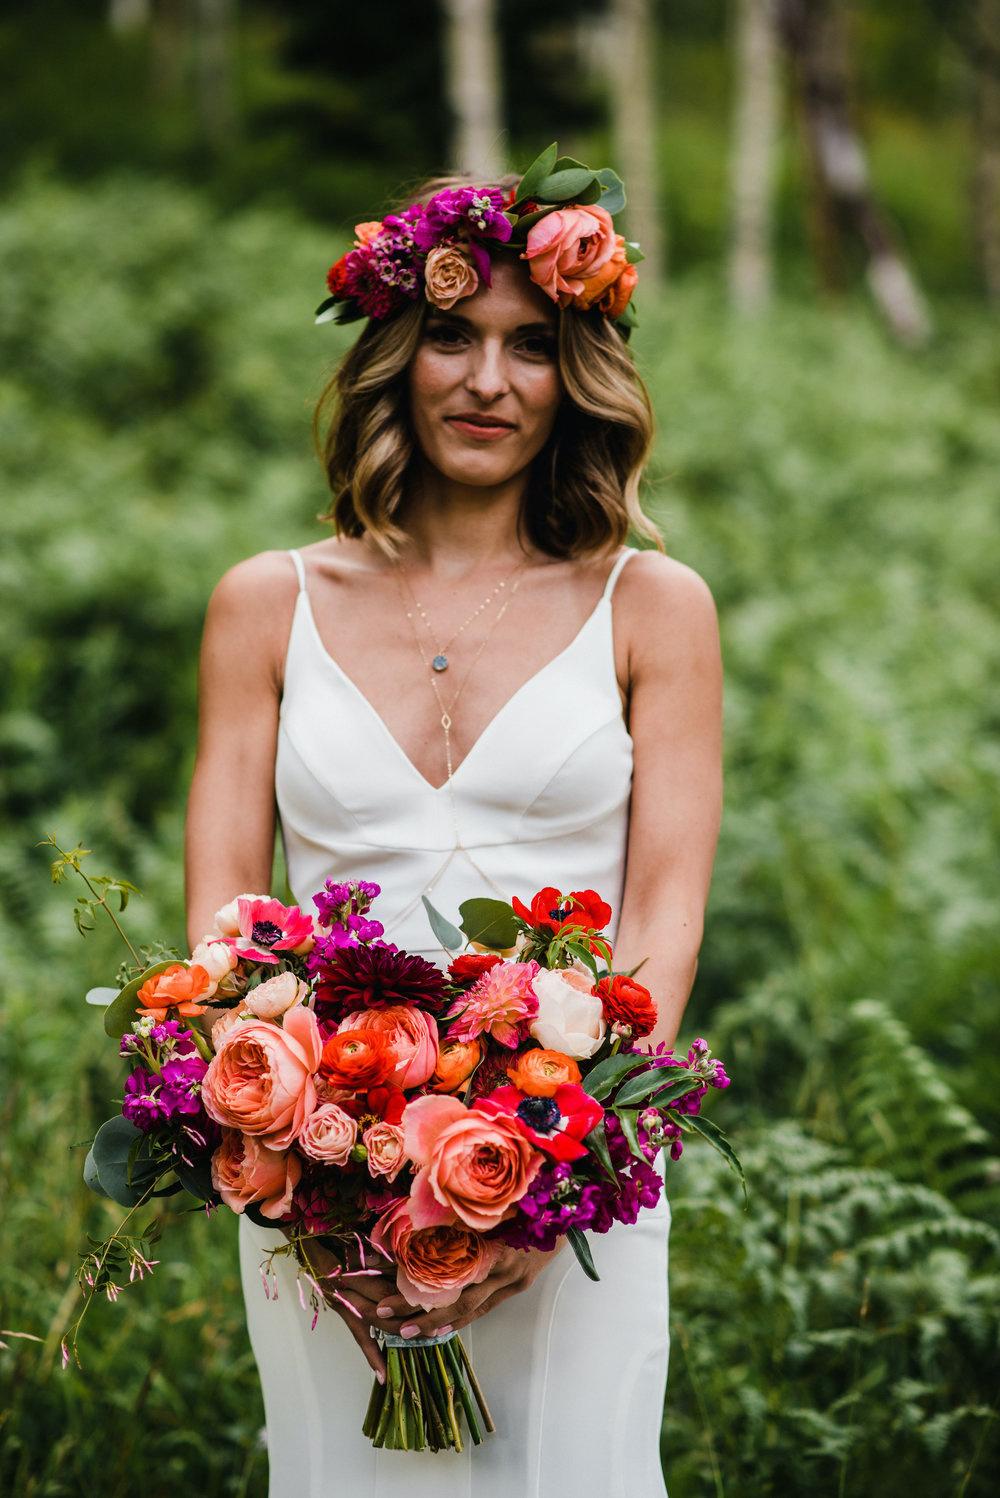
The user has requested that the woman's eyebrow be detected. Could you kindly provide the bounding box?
[426,310,556,335]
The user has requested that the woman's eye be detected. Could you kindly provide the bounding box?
[427,324,465,346]
[518,336,557,358]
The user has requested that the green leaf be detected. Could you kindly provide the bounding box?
[535,168,599,202]
[595,168,626,216]
[564,939,598,977]
[581,1052,650,1102]
[615,1066,700,1109]
[457,897,520,951]
[615,1108,647,1164]
[567,1226,600,1282]
[84,986,117,1007]
[582,1122,617,1183]
[421,895,464,952]
[624,241,644,265]
[552,155,589,172]
[514,141,558,203]
[680,1114,749,1209]
[647,1075,708,1109]
[103,958,176,1039]
[508,206,551,238]
[174,1160,216,1204]
[83,1144,109,1197]
[87,1116,162,1207]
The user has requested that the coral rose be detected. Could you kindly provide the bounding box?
[338,1005,439,1089]
[137,962,212,1023]
[298,1102,358,1165]
[404,1093,542,1232]
[211,1128,300,1219]
[201,1005,322,1149]
[506,1047,582,1097]
[430,1038,482,1093]
[423,243,479,309]
[522,205,617,307]
[529,967,606,1059]
[363,1121,406,1181]
[319,1028,395,1091]
[353,221,383,247]
[596,973,657,1038]
[371,1196,499,1312]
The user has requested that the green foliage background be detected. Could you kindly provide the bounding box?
[1,21,998,1482]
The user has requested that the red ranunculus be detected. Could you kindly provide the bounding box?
[511,886,613,936]
[447,953,503,984]
[326,254,351,296]
[596,974,657,1038]
[474,1082,603,1163]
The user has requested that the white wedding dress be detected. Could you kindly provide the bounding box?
[238,545,671,1497]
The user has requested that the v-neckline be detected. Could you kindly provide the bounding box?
[295,588,612,794]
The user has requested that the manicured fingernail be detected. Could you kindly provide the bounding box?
[376,1370,385,1385]
[436,1324,453,1335]
[376,1306,392,1318]
[400,1323,420,1338]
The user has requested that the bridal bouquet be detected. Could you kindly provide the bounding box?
[54,838,742,1454]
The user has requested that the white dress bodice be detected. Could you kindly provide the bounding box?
[276,545,637,950]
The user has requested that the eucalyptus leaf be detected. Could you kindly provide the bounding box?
[615,1066,699,1109]
[88,1115,162,1207]
[595,168,626,216]
[103,958,176,1039]
[83,1144,109,1197]
[567,1226,600,1282]
[85,986,117,1007]
[174,1160,217,1204]
[509,206,551,236]
[615,1108,647,1164]
[457,897,520,950]
[536,168,599,202]
[514,141,558,204]
[552,155,589,172]
[421,895,464,953]
[581,1051,650,1101]
[681,1114,749,1208]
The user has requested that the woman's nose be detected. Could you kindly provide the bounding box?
[464,341,510,402]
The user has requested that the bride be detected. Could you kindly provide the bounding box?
[183,162,722,1497]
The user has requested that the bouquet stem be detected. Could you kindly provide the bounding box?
[363,1331,494,1452]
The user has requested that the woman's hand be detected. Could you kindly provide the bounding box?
[296,1236,397,1382]
[372,1240,566,1340]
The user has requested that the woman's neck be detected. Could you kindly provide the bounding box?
[392,465,539,573]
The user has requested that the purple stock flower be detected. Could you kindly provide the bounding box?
[122,1068,165,1132]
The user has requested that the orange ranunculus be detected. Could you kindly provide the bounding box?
[505,1047,582,1097]
[319,1028,395,1091]
[137,962,212,1022]
[599,260,638,319]
[338,1005,439,1090]
[574,232,629,311]
[430,1038,482,1094]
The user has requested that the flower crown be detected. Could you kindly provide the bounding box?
[315,142,643,339]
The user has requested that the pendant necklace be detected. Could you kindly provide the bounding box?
[396,556,529,673]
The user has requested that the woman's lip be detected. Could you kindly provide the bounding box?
[445,416,516,440]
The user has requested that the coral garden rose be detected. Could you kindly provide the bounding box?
[404,1093,542,1232]
[423,243,479,309]
[137,962,212,1023]
[363,1121,406,1182]
[506,1047,582,1097]
[319,1028,395,1091]
[596,973,657,1039]
[298,1101,358,1165]
[338,1005,439,1089]
[529,967,606,1059]
[210,1007,253,1051]
[521,205,617,306]
[202,1005,322,1149]
[430,1038,482,1093]
[244,970,308,1021]
[211,1128,300,1219]
[371,1197,499,1312]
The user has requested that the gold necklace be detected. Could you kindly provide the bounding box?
[396,556,529,673]
[395,567,527,790]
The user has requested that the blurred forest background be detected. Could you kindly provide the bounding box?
[1,1,998,1494]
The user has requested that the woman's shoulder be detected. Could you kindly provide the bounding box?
[617,549,720,667]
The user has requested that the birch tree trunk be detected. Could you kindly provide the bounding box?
[972,0,1000,302]
[778,0,932,345]
[610,0,665,293]
[729,0,781,312]
[441,0,505,178]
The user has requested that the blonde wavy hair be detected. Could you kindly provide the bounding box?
[312,172,664,560]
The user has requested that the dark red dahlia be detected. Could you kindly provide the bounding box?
[314,943,446,1022]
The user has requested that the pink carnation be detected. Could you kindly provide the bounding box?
[445,960,540,1049]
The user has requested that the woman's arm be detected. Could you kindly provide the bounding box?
[612,554,724,1050]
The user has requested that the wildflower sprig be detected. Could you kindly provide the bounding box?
[40,833,142,963]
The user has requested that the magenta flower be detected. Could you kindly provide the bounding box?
[445,960,540,1049]
[222,896,316,965]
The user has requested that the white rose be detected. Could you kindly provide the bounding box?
[529,967,606,1059]
[211,893,267,939]
[190,938,238,999]
[244,970,308,1021]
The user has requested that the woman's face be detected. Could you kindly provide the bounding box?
[407,256,562,490]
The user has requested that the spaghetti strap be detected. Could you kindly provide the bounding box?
[287,548,307,596]
[602,545,637,601]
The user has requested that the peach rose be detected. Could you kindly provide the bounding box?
[430,1038,482,1093]
[506,1047,582,1097]
[404,1093,542,1232]
[210,1006,253,1051]
[298,1101,358,1165]
[354,220,383,247]
[423,243,479,309]
[137,962,212,1023]
[370,1196,499,1312]
[243,970,308,1021]
[211,1128,300,1219]
[202,1005,322,1149]
[339,1005,439,1089]
[574,232,630,311]
[363,1121,406,1182]
[529,967,606,1059]
[522,204,617,307]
